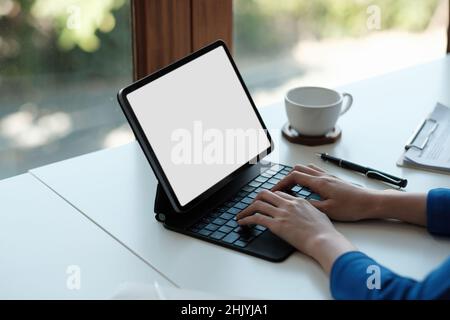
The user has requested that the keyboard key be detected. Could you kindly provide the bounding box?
[239,233,255,241]
[261,172,272,178]
[261,182,275,189]
[227,207,240,215]
[291,185,301,192]
[205,223,219,231]
[209,211,221,217]
[218,207,227,212]
[268,178,280,184]
[237,191,248,197]
[226,220,238,228]
[201,216,215,224]
[233,240,247,248]
[231,197,242,203]
[298,189,311,197]
[242,186,255,192]
[274,173,285,179]
[224,201,235,207]
[284,165,293,170]
[270,164,283,172]
[308,193,322,201]
[222,232,240,244]
[235,226,258,240]
[241,197,253,205]
[196,222,207,230]
[254,225,267,231]
[248,192,258,199]
[212,217,227,226]
[189,227,200,233]
[220,213,234,220]
[233,202,247,210]
[218,225,233,234]
[198,229,212,237]
[254,187,264,193]
[254,176,268,183]
[280,169,290,175]
[265,170,277,176]
[296,193,308,199]
[253,229,263,236]
[248,181,262,188]
[210,231,226,240]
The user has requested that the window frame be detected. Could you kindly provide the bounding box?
[131,0,233,80]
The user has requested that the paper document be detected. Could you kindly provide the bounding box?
[402,103,450,172]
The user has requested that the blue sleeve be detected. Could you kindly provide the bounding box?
[330,251,450,300]
[330,188,450,299]
[427,188,450,236]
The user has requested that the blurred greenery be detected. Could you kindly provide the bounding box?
[234,0,441,58]
[0,0,130,78]
[0,0,441,77]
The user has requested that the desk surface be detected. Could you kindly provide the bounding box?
[29,56,450,299]
[0,174,173,299]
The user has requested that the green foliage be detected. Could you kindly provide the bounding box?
[234,0,440,57]
[0,0,441,75]
[0,0,131,77]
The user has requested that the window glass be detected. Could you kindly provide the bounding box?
[233,0,448,108]
[0,0,133,179]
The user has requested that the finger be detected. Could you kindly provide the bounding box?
[307,163,327,173]
[236,200,281,220]
[293,164,323,176]
[308,198,330,212]
[274,190,297,201]
[238,213,275,229]
[271,171,318,192]
[253,189,287,207]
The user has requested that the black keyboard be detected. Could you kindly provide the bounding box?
[188,164,322,248]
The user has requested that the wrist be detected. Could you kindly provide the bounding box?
[306,230,356,274]
[365,190,427,225]
[363,189,395,219]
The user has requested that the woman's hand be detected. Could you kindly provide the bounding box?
[236,189,356,274]
[272,164,427,226]
[271,164,382,221]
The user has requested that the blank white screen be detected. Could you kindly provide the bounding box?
[127,47,270,206]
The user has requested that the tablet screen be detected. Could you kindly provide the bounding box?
[126,46,271,206]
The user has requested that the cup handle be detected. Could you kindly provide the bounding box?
[340,93,353,116]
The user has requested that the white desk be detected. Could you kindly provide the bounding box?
[0,174,174,299]
[29,56,450,299]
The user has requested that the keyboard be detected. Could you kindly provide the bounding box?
[188,164,322,249]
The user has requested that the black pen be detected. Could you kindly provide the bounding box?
[316,153,408,188]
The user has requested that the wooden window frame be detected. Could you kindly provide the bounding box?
[131,0,233,80]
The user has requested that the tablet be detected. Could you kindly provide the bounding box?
[117,40,273,212]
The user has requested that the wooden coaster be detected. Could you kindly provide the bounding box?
[282,123,342,146]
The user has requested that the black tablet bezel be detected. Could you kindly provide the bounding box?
[117,40,273,213]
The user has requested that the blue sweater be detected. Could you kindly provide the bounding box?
[330,188,450,300]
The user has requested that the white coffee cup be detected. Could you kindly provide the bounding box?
[285,86,353,136]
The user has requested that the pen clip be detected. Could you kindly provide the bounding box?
[366,170,404,187]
